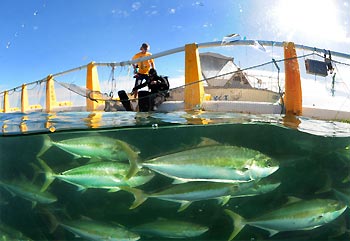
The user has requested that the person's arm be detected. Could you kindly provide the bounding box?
[150,58,155,69]
[133,81,147,91]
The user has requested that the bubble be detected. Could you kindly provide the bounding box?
[152,123,158,129]
[33,10,38,16]
[6,42,11,49]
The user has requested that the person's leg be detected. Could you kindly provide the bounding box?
[153,94,165,110]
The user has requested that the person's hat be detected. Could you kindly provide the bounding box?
[140,43,150,50]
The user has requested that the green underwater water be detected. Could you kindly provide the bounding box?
[0,113,350,241]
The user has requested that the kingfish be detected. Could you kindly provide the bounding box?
[0,179,57,207]
[131,219,208,239]
[225,198,347,240]
[134,145,279,183]
[124,179,280,211]
[37,135,140,163]
[37,158,154,192]
[60,219,140,241]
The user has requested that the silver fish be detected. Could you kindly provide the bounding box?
[225,198,347,240]
[135,145,279,183]
[37,158,154,192]
[37,135,140,163]
[124,179,280,211]
[0,179,57,207]
[131,219,208,239]
[60,219,140,241]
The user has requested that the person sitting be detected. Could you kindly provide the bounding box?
[132,68,169,111]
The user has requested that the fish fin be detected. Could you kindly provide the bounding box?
[172,179,188,184]
[224,209,246,241]
[125,158,140,180]
[30,163,43,183]
[198,137,220,147]
[37,207,60,233]
[87,157,100,163]
[31,201,37,209]
[342,173,350,183]
[218,196,231,206]
[286,196,302,204]
[178,201,192,212]
[120,186,147,209]
[36,134,53,158]
[108,188,121,192]
[36,157,55,192]
[4,188,16,197]
[76,185,87,192]
[266,228,280,237]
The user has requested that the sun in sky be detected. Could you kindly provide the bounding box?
[269,0,349,43]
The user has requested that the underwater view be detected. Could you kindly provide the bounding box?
[0,112,349,241]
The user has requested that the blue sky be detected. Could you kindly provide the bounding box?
[1,0,350,92]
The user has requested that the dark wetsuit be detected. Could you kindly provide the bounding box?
[133,75,169,111]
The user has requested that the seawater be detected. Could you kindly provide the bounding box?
[0,111,349,241]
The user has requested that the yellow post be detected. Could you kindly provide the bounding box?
[184,43,205,110]
[283,42,302,116]
[21,84,29,113]
[86,62,101,111]
[46,75,56,112]
[4,91,9,113]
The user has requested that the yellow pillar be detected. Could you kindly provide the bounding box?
[46,75,56,112]
[21,84,29,113]
[184,43,205,110]
[4,91,9,113]
[283,42,302,116]
[86,62,101,111]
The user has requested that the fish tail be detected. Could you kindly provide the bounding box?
[36,134,53,158]
[37,207,60,233]
[224,209,246,241]
[36,157,55,192]
[125,158,140,180]
[120,186,148,209]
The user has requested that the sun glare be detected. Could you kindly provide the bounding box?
[272,0,347,42]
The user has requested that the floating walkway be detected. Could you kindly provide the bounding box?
[1,40,350,121]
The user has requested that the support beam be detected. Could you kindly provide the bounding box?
[283,42,302,116]
[4,91,9,113]
[184,43,205,110]
[46,75,56,112]
[21,84,29,113]
[86,62,101,111]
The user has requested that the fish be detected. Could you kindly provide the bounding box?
[134,145,279,183]
[59,219,140,241]
[37,158,154,192]
[36,135,140,163]
[0,179,57,208]
[124,179,280,211]
[224,198,347,240]
[131,219,208,239]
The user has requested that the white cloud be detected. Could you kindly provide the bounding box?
[131,2,141,11]
[202,23,212,28]
[145,10,158,16]
[112,9,129,18]
[169,8,176,14]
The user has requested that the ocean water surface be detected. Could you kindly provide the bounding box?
[0,111,349,241]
